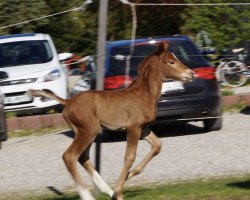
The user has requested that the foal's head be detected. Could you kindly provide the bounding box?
[155,41,195,82]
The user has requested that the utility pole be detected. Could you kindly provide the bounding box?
[95,0,109,173]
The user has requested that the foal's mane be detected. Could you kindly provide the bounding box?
[127,48,163,89]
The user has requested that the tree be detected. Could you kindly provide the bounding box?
[132,0,186,37]
[0,0,49,34]
[36,0,88,54]
[181,0,250,51]
[0,0,187,56]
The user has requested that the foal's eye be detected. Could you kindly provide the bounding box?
[169,60,175,64]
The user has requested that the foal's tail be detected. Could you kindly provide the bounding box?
[26,89,67,106]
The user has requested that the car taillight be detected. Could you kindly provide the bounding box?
[193,67,216,80]
[104,75,132,90]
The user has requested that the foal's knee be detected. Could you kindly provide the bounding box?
[62,152,75,171]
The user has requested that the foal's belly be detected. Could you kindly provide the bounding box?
[100,121,127,131]
[98,110,130,131]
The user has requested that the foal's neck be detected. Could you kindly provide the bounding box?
[130,61,163,103]
[144,64,163,101]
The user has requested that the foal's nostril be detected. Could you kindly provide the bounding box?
[190,70,195,78]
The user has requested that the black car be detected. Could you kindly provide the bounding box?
[0,88,7,147]
[100,36,222,132]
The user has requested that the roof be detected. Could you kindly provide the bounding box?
[0,33,50,43]
[107,35,190,48]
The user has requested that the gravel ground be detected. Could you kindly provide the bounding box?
[0,112,249,199]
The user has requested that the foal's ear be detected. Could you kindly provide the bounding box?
[156,41,169,55]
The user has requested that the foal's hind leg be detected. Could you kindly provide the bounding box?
[62,123,98,200]
[78,144,114,197]
[126,131,162,180]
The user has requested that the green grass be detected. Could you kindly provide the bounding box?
[5,111,17,119]
[220,89,235,96]
[4,175,250,200]
[8,126,69,138]
[222,101,247,113]
[246,79,250,86]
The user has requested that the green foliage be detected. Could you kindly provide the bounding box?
[0,0,49,34]
[221,89,235,96]
[223,101,247,113]
[181,0,250,51]
[5,111,17,119]
[0,0,186,56]
[1,0,249,57]
[8,126,69,138]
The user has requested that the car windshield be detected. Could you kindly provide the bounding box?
[0,40,53,68]
[108,40,207,77]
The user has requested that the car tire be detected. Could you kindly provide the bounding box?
[203,115,222,132]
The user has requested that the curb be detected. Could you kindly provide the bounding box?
[6,94,250,132]
[7,113,67,132]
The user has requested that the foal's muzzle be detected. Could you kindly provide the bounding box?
[183,69,195,82]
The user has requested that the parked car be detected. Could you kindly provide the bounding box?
[0,33,68,115]
[0,88,7,147]
[98,36,222,132]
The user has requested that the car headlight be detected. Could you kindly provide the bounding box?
[43,69,61,82]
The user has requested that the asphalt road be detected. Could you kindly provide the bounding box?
[0,111,250,199]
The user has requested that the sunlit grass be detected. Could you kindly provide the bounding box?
[8,126,69,138]
[222,101,247,113]
[220,89,235,96]
[3,175,250,200]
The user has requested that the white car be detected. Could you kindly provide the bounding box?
[0,33,68,115]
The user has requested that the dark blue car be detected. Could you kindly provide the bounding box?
[99,36,222,132]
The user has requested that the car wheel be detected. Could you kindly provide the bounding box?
[203,115,222,132]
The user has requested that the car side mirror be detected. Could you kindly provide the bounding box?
[58,53,73,61]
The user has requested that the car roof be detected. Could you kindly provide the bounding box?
[0,33,50,43]
[107,35,190,48]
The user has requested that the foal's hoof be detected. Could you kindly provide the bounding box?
[111,192,117,200]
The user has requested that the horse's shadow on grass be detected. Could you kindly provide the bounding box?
[124,188,148,199]
[62,121,205,142]
[226,180,250,189]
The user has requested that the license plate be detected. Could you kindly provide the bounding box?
[4,95,32,104]
[161,81,184,93]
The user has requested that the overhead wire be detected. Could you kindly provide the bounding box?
[0,0,93,80]
[0,0,93,30]
[119,1,250,6]
[0,1,249,80]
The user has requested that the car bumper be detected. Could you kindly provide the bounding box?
[2,78,67,115]
[155,94,221,123]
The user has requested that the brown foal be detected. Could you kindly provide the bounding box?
[27,41,194,200]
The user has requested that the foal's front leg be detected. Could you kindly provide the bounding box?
[126,131,162,180]
[113,127,141,200]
